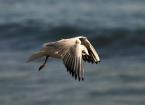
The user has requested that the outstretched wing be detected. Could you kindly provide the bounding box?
[62,44,85,81]
[81,38,100,64]
[41,39,76,56]
[43,38,85,81]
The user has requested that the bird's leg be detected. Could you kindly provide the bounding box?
[38,56,49,71]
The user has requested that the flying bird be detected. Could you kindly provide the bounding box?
[27,36,100,81]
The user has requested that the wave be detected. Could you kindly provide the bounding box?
[0,22,145,54]
[91,28,145,47]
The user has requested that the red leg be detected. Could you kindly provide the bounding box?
[38,56,49,71]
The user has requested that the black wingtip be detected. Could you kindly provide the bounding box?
[78,77,81,81]
[95,60,101,64]
[82,77,84,81]
[74,76,84,81]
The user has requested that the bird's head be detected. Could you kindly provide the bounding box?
[77,36,87,41]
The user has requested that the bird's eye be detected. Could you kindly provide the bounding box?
[79,38,83,41]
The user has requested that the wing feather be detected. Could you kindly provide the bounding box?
[62,44,85,81]
[81,38,100,63]
[42,39,76,56]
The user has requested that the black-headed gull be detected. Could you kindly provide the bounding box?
[27,36,100,81]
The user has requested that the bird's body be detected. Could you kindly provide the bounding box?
[27,36,100,81]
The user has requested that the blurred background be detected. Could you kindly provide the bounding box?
[0,0,145,105]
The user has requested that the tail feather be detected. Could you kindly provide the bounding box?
[27,51,47,62]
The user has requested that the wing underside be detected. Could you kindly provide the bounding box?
[62,44,84,81]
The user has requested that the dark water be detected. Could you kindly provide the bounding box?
[0,0,145,105]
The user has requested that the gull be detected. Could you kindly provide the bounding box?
[27,36,100,81]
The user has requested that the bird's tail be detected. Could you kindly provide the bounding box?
[27,51,47,62]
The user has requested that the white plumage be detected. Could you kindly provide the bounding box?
[27,36,100,81]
